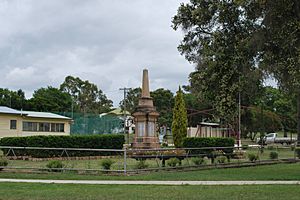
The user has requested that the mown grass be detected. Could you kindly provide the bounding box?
[4,147,296,171]
[0,183,299,200]
[1,163,300,181]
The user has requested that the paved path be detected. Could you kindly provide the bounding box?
[0,179,299,185]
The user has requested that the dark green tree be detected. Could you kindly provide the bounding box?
[172,0,264,127]
[151,88,174,128]
[119,87,141,114]
[0,88,27,110]
[28,86,73,112]
[172,87,188,148]
[253,0,300,143]
[60,76,113,114]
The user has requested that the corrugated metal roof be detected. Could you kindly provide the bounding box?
[0,106,23,115]
[0,106,71,120]
[22,111,71,120]
[200,122,220,126]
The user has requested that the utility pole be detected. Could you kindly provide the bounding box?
[237,76,242,148]
[119,87,131,145]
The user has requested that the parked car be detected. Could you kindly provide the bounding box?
[256,133,296,145]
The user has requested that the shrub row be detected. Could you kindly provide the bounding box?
[0,134,125,158]
[182,137,235,158]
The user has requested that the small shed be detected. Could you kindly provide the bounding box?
[187,122,232,138]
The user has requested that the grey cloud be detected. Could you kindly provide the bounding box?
[0,0,193,106]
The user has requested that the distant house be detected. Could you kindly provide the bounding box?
[0,106,72,138]
[187,122,233,138]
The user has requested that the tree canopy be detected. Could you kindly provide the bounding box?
[60,76,113,114]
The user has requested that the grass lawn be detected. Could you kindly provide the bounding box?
[1,163,300,181]
[0,183,299,200]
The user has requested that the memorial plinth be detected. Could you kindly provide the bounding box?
[132,69,160,149]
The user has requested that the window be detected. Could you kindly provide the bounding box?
[10,120,17,129]
[50,123,65,132]
[147,122,155,137]
[59,124,64,132]
[23,122,64,132]
[138,122,145,137]
[39,123,50,132]
[23,122,38,131]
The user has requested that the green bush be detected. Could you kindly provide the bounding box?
[296,148,300,158]
[217,156,227,164]
[135,160,149,169]
[0,157,8,170]
[46,160,64,172]
[0,134,125,158]
[269,151,278,160]
[167,158,180,167]
[267,146,274,150]
[182,137,235,158]
[100,159,114,170]
[248,153,259,162]
[191,157,205,166]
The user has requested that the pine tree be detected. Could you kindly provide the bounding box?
[172,86,188,148]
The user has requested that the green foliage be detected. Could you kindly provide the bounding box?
[172,0,264,124]
[135,160,149,169]
[46,160,64,172]
[269,151,279,160]
[0,157,8,170]
[28,86,73,112]
[172,87,188,148]
[119,87,141,114]
[248,153,259,162]
[100,159,114,170]
[60,75,113,114]
[0,88,27,110]
[191,157,205,166]
[182,137,235,157]
[167,158,180,167]
[295,148,300,158]
[217,156,227,164]
[0,135,125,158]
[151,88,174,128]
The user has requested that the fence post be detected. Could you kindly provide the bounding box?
[124,148,127,175]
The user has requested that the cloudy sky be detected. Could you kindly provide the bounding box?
[0,0,193,106]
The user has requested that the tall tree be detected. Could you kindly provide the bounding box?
[28,86,73,112]
[254,0,300,143]
[151,88,174,128]
[0,88,27,110]
[60,76,113,114]
[172,0,263,129]
[172,87,188,148]
[119,87,141,114]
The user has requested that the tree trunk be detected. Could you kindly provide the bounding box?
[297,90,300,146]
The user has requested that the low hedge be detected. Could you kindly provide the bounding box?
[182,137,235,158]
[0,134,124,158]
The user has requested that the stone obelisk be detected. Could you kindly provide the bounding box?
[132,69,160,149]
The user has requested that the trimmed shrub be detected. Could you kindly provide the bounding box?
[217,156,227,164]
[101,159,114,170]
[0,134,124,158]
[182,137,235,158]
[248,153,259,162]
[167,158,180,167]
[191,157,205,166]
[269,151,278,160]
[0,157,8,170]
[296,148,300,158]
[135,160,149,169]
[46,160,64,172]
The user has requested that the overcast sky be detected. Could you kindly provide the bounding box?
[0,0,193,106]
